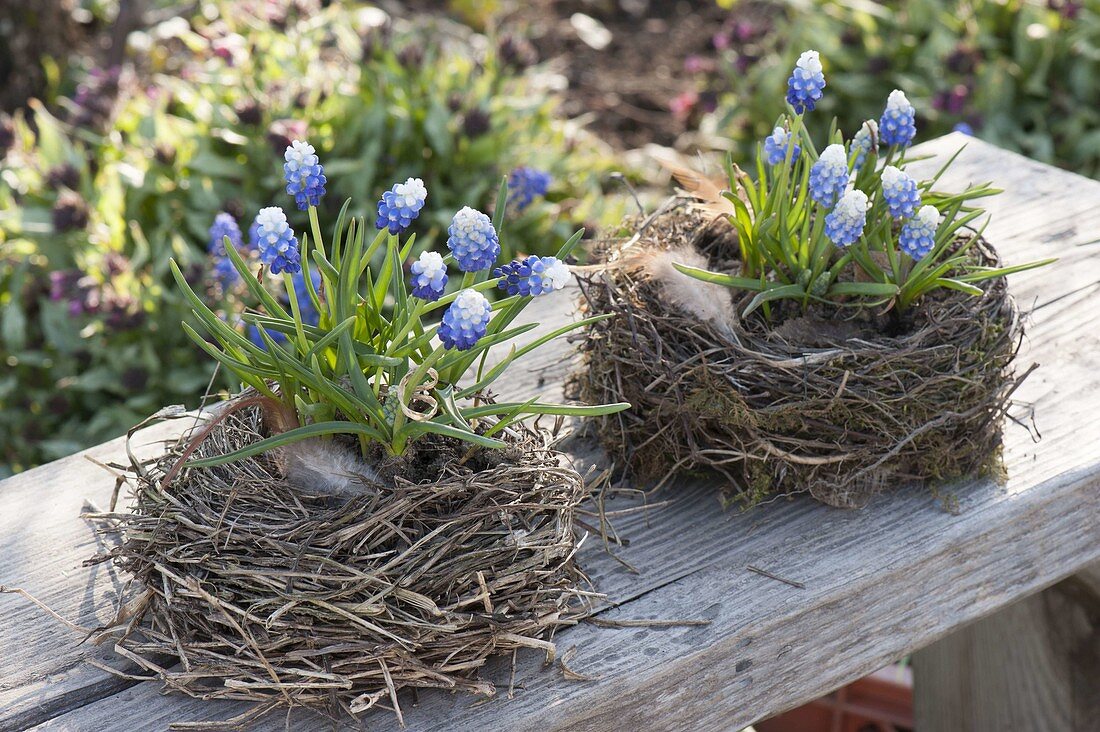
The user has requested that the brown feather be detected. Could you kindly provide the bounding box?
[654,156,738,218]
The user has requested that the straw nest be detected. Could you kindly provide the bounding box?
[571,203,1026,508]
[90,401,593,726]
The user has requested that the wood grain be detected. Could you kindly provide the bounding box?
[4,134,1100,731]
[912,561,1100,732]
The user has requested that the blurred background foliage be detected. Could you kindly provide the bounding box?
[0,0,1093,473]
[696,0,1098,175]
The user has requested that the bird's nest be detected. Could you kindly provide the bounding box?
[88,402,594,727]
[571,204,1027,508]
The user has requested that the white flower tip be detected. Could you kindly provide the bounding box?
[546,259,571,289]
[886,90,912,111]
[839,189,870,213]
[917,205,940,226]
[819,144,847,166]
[796,50,822,73]
[880,165,905,185]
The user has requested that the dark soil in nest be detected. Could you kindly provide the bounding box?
[572,204,1026,508]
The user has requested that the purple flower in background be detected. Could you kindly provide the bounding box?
[208,212,243,256]
[507,167,552,211]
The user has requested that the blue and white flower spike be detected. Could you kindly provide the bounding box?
[764,126,800,166]
[447,206,500,272]
[899,205,940,260]
[410,251,448,301]
[851,120,878,172]
[283,140,327,210]
[825,189,870,248]
[880,90,916,148]
[438,289,492,351]
[494,256,571,297]
[786,50,826,114]
[208,212,243,256]
[880,165,921,220]
[255,206,301,275]
[507,167,552,211]
[375,178,428,234]
[808,144,849,208]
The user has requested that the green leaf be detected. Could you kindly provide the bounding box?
[828,282,900,297]
[671,262,766,291]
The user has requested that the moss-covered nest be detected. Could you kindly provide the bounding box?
[571,203,1026,508]
[89,401,593,726]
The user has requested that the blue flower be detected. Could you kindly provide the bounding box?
[283,140,326,210]
[247,215,261,253]
[494,255,571,297]
[290,269,322,326]
[438,289,492,351]
[899,205,940,260]
[208,212,243,256]
[824,189,869,248]
[953,122,974,136]
[447,206,500,272]
[880,165,921,220]
[248,324,288,350]
[255,206,301,275]
[375,177,427,234]
[880,90,916,148]
[410,251,448,301]
[786,50,826,114]
[764,126,800,166]
[851,120,878,172]
[211,254,239,290]
[808,144,849,208]
[507,167,552,211]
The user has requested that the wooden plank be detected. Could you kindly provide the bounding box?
[911,561,1100,731]
[6,134,1100,730]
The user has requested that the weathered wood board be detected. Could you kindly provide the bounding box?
[3,134,1100,731]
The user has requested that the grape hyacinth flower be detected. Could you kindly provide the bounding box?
[494,256,571,297]
[899,205,940,260]
[447,207,500,272]
[375,178,427,234]
[808,144,849,208]
[851,120,878,172]
[208,212,243,255]
[438,289,491,351]
[248,324,289,349]
[824,189,870,248]
[410,251,448,301]
[953,122,974,136]
[880,90,917,148]
[786,50,826,114]
[247,215,262,253]
[212,254,239,290]
[283,140,326,210]
[255,206,301,275]
[764,127,800,166]
[880,166,921,220]
[290,269,322,326]
[507,167,552,211]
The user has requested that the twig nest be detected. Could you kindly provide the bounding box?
[572,204,1023,508]
[97,404,592,723]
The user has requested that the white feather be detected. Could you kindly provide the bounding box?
[279,438,380,497]
[639,245,737,332]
